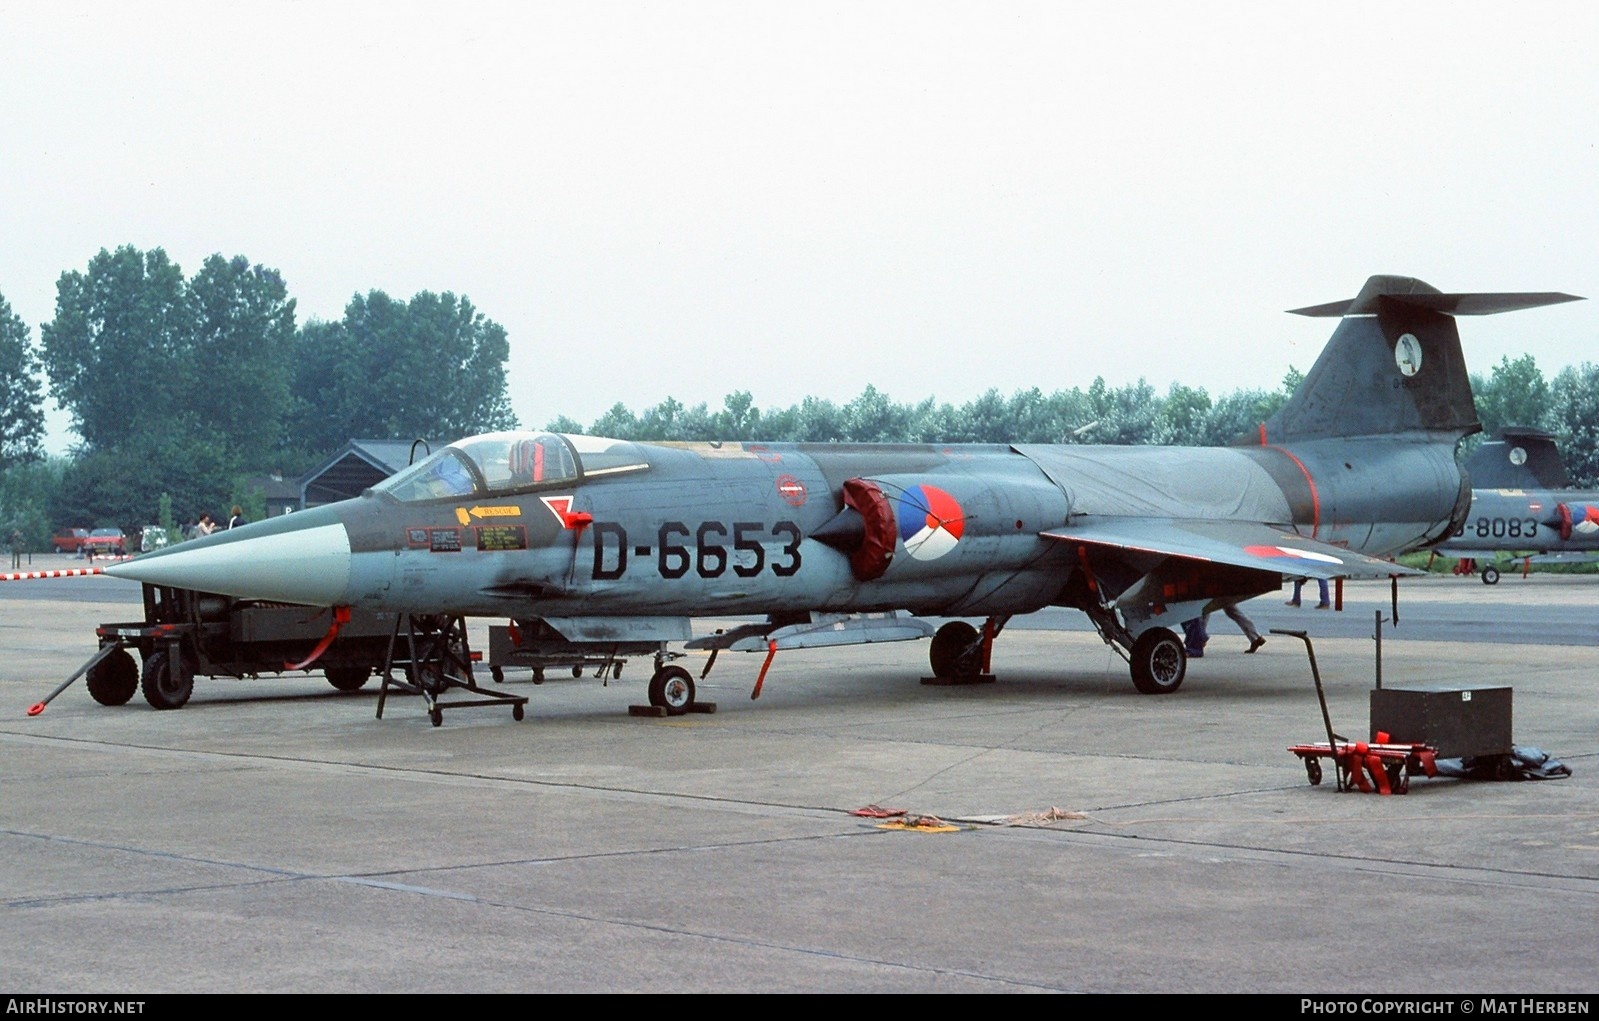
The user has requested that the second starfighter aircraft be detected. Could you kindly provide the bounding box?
[110,275,1582,706]
[1433,426,1599,583]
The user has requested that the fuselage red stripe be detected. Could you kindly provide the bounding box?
[1267,445,1320,538]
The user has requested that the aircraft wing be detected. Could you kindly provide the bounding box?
[1432,548,1502,561]
[1526,551,1599,565]
[1040,518,1422,579]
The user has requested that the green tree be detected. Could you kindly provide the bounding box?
[188,254,297,468]
[0,291,45,469]
[1546,363,1599,487]
[713,391,759,440]
[1472,354,1549,439]
[40,246,188,452]
[289,291,517,453]
[1157,383,1212,445]
[0,456,63,550]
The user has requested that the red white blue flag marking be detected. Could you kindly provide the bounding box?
[897,485,964,561]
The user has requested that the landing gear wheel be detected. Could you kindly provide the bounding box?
[571,665,583,678]
[532,667,545,684]
[490,666,504,683]
[1129,627,1187,695]
[1305,757,1323,786]
[612,661,624,680]
[140,648,194,710]
[928,621,982,677]
[414,661,448,696]
[86,647,139,706]
[429,706,443,727]
[324,665,371,692]
[1482,565,1501,585]
[648,665,695,711]
[513,703,524,721]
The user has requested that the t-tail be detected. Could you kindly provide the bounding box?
[1464,426,1572,490]
[1258,275,1581,445]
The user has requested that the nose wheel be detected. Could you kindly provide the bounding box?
[648,665,696,711]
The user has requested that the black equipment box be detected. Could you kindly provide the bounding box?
[1369,686,1512,760]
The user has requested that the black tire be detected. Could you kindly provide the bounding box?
[648,665,695,710]
[490,666,504,683]
[324,665,371,692]
[413,660,448,695]
[1482,565,1501,585]
[140,648,194,710]
[512,704,525,722]
[86,647,139,706]
[928,621,982,677]
[1305,758,1323,786]
[571,665,583,678]
[1129,627,1187,695]
[429,706,443,727]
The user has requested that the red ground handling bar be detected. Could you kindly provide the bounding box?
[1,568,105,581]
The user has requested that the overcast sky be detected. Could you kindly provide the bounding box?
[3,2,1596,454]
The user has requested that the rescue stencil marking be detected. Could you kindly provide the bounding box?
[897,485,964,561]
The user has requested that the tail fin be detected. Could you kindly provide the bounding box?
[1257,275,1581,444]
[1465,426,1572,489]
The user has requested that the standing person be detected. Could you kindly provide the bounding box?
[1180,616,1208,658]
[195,513,217,537]
[1205,602,1266,653]
[1286,577,1331,608]
[228,505,245,530]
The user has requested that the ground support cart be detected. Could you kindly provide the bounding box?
[1274,626,1439,795]
[1288,738,1439,794]
[79,583,406,710]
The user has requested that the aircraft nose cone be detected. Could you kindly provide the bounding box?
[105,517,353,605]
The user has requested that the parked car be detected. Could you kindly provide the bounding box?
[51,528,90,554]
[83,528,127,557]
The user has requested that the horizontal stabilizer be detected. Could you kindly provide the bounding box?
[1289,291,1583,318]
[1042,517,1422,580]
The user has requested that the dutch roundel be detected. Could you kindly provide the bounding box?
[897,484,964,561]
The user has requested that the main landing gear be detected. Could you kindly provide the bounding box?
[1080,602,1190,695]
[923,617,1004,686]
[1128,627,1187,695]
[924,615,1190,694]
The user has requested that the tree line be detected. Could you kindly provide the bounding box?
[0,245,516,545]
[2,244,1597,550]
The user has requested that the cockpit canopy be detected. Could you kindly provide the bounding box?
[373,432,649,502]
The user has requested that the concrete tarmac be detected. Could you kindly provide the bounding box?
[1,556,1596,994]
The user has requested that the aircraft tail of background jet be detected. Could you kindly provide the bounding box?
[1258,276,1581,445]
[1464,426,1572,489]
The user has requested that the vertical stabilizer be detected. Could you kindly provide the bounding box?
[1465,427,1572,489]
[1257,276,1581,444]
